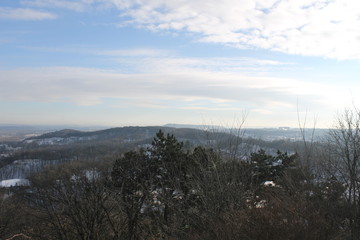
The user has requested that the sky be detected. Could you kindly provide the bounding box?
[1,0,360,128]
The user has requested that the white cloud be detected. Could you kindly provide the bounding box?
[0,65,346,111]
[16,0,360,59]
[105,0,360,60]
[97,48,170,57]
[180,106,244,111]
[20,0,92,12]
[251,109,273,115]
[0,7,57,20]
[110,54,291,74]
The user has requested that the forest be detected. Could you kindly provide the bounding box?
[1,110,360,240]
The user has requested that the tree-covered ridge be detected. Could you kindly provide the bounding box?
[3,107,360,240]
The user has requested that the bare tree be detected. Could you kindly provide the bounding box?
[325,108,360,239]
[28,162,124,240]
[201,113,250,161]
[296,105,318,169]
[0,189,28,240]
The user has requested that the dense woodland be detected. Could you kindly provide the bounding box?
[2,110,360,239]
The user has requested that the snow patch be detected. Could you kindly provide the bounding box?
[0,178,30,187]
[263,181,276,187]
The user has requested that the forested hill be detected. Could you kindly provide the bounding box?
[24,126,212,144]
[20,126,324,154]
[26,125,327,142]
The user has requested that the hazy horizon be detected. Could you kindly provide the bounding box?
[2,0,360,128]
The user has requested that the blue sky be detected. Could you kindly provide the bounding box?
[1,0,360,128]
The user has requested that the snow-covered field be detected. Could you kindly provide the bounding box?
[0,178,30,187]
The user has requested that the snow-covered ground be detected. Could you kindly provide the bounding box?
[0,159,71,180]
[0,178,30,187]
[24,136,98,145]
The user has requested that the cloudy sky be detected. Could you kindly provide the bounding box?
[1,0,360,128]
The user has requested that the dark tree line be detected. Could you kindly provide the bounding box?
[3,109,360,240]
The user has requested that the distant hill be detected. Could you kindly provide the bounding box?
[0,125,107,142]
[242,128,328,141]
[0,125,329,180]
[32,129,83,138]
[165,124,328,141]
[24,125,328,145]
[24,126,217,146]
